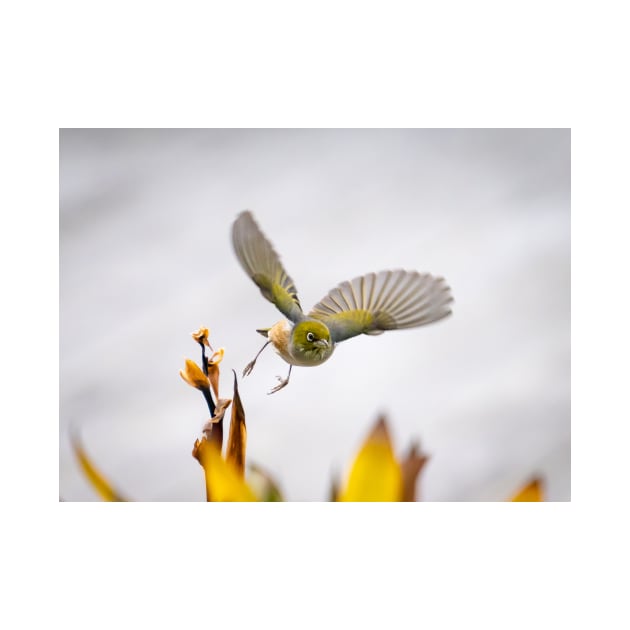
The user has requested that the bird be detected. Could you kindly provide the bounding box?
[231,210,453,394]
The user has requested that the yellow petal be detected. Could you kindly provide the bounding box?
[511,477,544,502]
[180,358,210,390]
[338,417,403,502]
[226,372,246,477]
[193,438,257,502]
[191,327,211,347]
[71,432,127,502]
[400,442,429,502]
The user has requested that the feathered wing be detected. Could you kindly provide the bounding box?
[308,270,453,343]
[232,211,304,322]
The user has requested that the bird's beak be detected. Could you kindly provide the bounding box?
[314,339,329,349]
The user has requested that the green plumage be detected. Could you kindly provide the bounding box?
[232,211,303,323]
[232,212,453,346]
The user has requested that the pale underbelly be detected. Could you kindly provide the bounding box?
[273,344,333,367]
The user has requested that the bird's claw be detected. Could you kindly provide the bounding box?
[268,376,289,395]
[242,360,256,377]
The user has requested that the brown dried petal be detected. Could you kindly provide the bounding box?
[226,371,247,477]
[202,397,232,440]
[206,349,225,399]
[400,442,429,502]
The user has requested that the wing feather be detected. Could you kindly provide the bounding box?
[232,211,304,322]
[308,270,453,343]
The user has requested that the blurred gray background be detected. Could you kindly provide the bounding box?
[59,128,570,501]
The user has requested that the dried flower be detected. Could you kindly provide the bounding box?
[179,358,210,391]
[191,327,212,348]
[206,348,225,398]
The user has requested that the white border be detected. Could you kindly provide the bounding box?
[4,1,628,627]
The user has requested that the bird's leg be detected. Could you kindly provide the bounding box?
[268,364,292,395]
[243,340,271,377]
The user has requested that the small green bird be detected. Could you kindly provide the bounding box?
[232,211,453,393]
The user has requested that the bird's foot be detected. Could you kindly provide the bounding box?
[242,359,256,377]
[268,376,289,395]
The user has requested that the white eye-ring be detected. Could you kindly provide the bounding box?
[306,332,315,342]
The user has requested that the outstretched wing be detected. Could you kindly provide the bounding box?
[232,211,304,322]
[308,270,453,343]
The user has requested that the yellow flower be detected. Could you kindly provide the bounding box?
[70,430,126,502]
[191,363,255,501]
[510,477,544,502]
[76,325,545,502]
[338,417,404,502]
[193,438,257,502]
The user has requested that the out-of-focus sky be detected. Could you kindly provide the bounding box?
[59,128,570,501]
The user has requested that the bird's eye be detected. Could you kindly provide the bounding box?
[306,332,315,342]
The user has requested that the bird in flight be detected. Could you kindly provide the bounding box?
[232,210,453,393]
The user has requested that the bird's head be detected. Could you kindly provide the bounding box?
[290,320,334,365]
